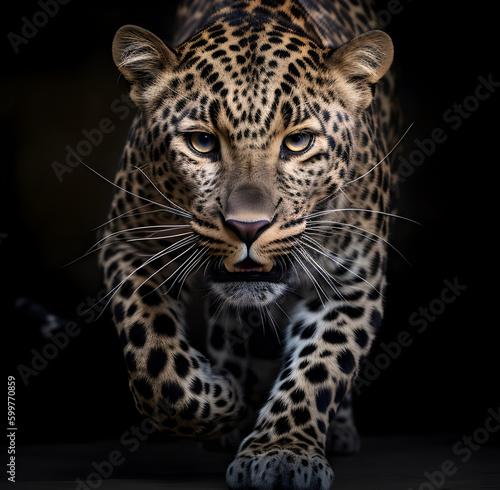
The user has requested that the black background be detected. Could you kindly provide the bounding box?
[2,0,498,447]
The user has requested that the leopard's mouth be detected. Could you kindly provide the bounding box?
[213,257,284,283]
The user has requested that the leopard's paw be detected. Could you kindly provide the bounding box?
[226,447,334,489]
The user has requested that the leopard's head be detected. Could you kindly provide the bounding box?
[112,18,393,308]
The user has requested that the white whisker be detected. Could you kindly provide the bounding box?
[290,249,328,306]
[134,165,193,218]
[343,122,414,187]
[138,242,203,297]
[259,304,281,344]
[92,203,159,231]
[296,244,344,300]
[306,216,411,265]
[126,231,194,243]
[166,248,209,296]
[69,150,192,219]
[64,225,194,268]
[298,236,380,297]
[176,255,211,297]
[208,297,226,329]
[91,235,198,317]
[304,207,419,225]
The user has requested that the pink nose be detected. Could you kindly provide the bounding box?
[225,219,270,245]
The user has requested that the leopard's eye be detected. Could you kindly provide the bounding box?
[283,132,314,153]
[188,132,218,154]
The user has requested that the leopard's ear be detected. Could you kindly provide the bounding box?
[112,25,177,108]
[327,30,394,111]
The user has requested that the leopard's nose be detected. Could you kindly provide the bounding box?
[225,219,270,246]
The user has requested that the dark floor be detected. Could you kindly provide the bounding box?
[12,435,500,489]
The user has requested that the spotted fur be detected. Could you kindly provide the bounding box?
[100,0,401,487]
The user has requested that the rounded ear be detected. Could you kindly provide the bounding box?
[112,25,177,107]
[327,30,394,111]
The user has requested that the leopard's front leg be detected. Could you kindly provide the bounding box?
[226,291,379,489]
[103,243,246,439]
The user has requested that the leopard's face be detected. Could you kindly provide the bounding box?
[113,20,393,307]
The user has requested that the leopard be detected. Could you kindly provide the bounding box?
[99,0,402,487]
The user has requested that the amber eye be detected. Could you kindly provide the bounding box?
[188,132,218,154]
[283,132,314,153]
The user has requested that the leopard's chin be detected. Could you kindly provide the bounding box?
[209,280,288,308]
[206,258,289,307]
